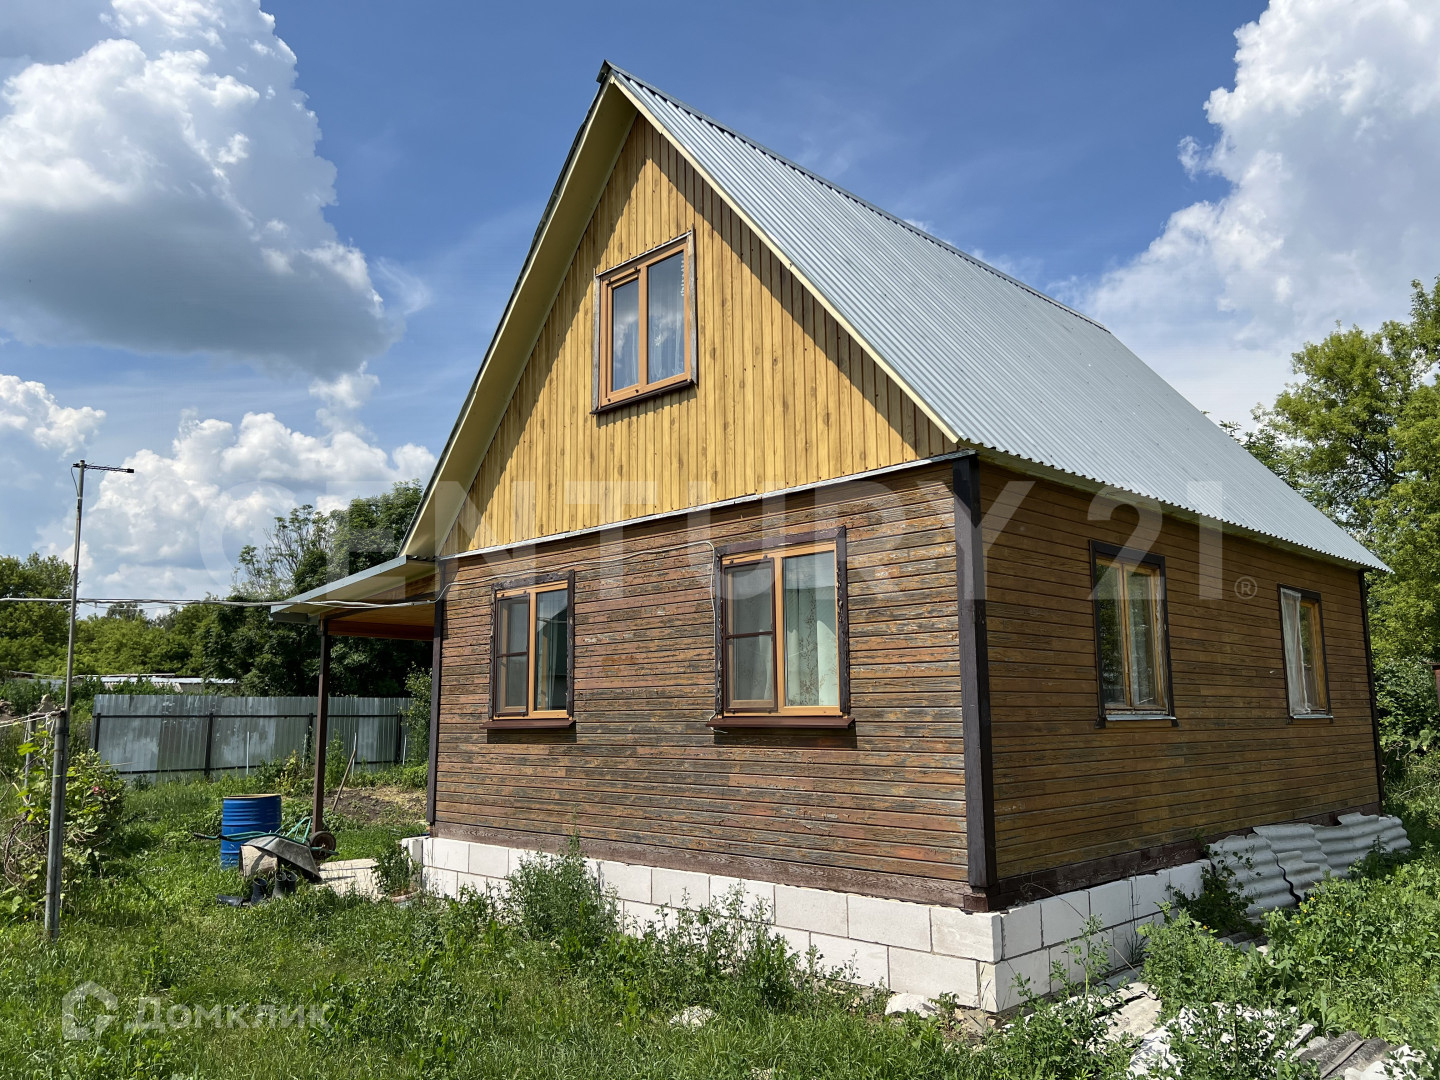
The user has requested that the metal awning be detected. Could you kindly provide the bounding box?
[271,555,437,641]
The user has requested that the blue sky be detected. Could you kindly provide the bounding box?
[2,0,1437,599]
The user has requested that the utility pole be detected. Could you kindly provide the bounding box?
[44,459,133,940]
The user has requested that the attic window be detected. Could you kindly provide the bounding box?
[595,234,694,409]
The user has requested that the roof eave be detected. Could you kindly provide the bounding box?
[972,446,1388,573]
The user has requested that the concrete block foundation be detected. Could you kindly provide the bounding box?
[407,812,1409,1013]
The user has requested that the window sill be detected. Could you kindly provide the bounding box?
[594,376,695,415]
[708,715,853,731]
[1289,713,1334,723]
[1099,712,1178,728]
[483,717,575,731]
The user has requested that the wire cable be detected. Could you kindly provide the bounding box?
[0,596,433,609]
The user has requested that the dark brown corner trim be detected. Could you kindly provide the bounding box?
[953,455,997,891]
[1359,570,1385,804]
[426,595,446,827]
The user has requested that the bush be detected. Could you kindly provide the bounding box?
[1388,749,1440,847]
[481,836,842,1017]
[977,919,1135,1079]
[251,749,310,796]
[2,730,126,918]
[373,842,418,897]
[1377,657,1440,757]
[1141,910,1267,1013]
[1145,1003,1319,1079]
[502,837,617,956]
[1261,858,1440,1040]
[1169,856,1258,937]
[403,667,430,765]
[1143,844,1440,1048]
[598,891,828,1014]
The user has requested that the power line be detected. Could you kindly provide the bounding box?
[0,596,432,609]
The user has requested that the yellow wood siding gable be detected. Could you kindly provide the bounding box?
[445,116,954,555]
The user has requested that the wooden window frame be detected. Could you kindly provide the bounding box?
[593,233,697,412]
[710,530,851,730]
[485,572,575,731]
[1278,584,1332,721]
[1089,541,1176,726]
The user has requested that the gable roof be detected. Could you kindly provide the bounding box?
[401,63,1383,572]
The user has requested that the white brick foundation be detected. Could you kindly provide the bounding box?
[405,836,1197,1011]
[403,812,1409,1013]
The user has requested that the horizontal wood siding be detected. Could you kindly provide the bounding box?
[446,116,953,556]
[436,464,970,902]
[981,464,1381,880]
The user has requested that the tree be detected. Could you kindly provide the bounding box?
[1242,276,1440,663]
[203,480,429,696]
[233,504,334,601]
[1246,278,1440,537]
[0,554,71,676]
[327,479,423,580]
[69,602,214,677]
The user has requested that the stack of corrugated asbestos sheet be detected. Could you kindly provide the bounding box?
[1208,814,1410,917]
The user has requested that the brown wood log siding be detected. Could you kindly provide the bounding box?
[980,464,1381,880]
[435,464,971,902]
[444,116,954,556]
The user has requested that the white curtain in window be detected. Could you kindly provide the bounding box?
[647,252,686,381]
[1280,588,1309,714]
[1125,567,1160,708]
[611,277,640,390]
[782,551,839,708]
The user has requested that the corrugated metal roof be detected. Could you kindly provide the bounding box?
[608,65,1383,570]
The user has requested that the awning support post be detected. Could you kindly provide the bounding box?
[311,620,331,836]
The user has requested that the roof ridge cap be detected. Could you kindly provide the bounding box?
[602,62,1109,333]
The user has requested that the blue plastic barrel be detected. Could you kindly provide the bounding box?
[220,794,282,868]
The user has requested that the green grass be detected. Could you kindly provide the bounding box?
[1,780,1024,1080]
[15,761,1440,1079]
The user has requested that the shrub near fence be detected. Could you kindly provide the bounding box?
[91,695,411,781]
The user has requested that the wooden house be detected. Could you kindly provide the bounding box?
[277,64,1387,1008]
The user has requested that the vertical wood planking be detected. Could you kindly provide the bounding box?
[447,117,955,555]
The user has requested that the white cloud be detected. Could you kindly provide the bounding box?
[0,373,104,452]
[10,373,436,598]
[1077,0,1440,422]
[309,363,380,432]
[0,0,400,374]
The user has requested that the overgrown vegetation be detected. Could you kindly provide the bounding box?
[0,771,1162,1079]
[1139,763,1440,1067]
[11,758,1440,1077]
[1,731,126,917]
[1166,859,1257,939]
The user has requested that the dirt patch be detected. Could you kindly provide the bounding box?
[330,785,425,825]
